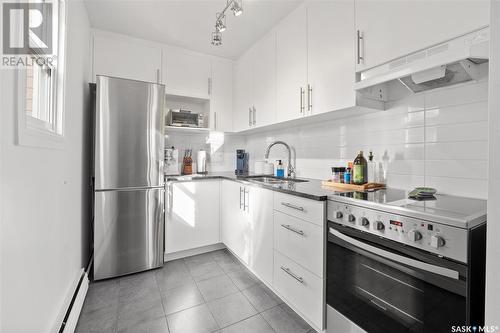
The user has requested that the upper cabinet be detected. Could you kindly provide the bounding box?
[92,32,162,83]
[210,58,233,132]
[355,0,490,71]
[233,33,277,131]
[276,4,307,122]
[164,47,211,99]
[307,0,357,115]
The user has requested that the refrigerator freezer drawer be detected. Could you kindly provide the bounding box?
[94,187,164,280]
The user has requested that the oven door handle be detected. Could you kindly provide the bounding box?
[328,227,459,280]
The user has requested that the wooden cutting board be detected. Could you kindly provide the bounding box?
[321,180,386,192]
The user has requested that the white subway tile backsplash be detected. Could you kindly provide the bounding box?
[166,80,488,198]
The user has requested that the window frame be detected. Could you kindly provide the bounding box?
[16,0,67,149]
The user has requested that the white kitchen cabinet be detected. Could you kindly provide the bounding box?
[92,33,162,83]
[164,47,211,99]
[276,4,307,122]
[210,58,233,132]
[221,180,250,264]
[247,186,274,285]
[307,0,356,115]
[355,0,490,71]
[233,51,254,132]
[252,33,277,128]
[165,181,220,254]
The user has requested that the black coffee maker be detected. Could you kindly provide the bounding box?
[235,149,249,175]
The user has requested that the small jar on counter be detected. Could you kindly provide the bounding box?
[331,167,346,183]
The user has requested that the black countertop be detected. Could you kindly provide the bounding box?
[165,172,334,201]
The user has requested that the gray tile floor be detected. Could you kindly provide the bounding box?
[76,249,316,333]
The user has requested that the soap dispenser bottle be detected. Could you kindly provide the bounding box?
[276,160,285,178]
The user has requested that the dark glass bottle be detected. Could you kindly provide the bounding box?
[353,151,367,185]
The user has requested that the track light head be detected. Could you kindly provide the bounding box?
[212,31,222,46]
[215,13,226,33]
[231,0,243,16]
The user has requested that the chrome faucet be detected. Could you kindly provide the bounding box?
[264,141,295,178]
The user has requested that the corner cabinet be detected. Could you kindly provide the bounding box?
[92,32,162,83]
[165,180,221,254]
[220,180,274,285]
[355,0,490,71]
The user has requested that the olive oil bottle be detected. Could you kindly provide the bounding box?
[353,151,368,185]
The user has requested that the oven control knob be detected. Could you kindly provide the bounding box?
[335,211,343,219]
[375,221,385,230]
[431,235,445,249]
[348,214,356,223]
[408,229,422,242]
[361,217,369,227]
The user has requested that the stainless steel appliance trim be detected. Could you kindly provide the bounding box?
[281,202,305,211]
[95,186,165,192]
[329,227,459,280]
[357,286,424,324]
[280,266,304,283]
[281,224,305,236]
[361,264,424,292]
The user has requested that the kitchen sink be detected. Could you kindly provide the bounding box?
[243,176,309,185]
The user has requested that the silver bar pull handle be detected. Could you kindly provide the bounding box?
[281,202,304,211]
[357,30,364,65]
[280,266,304,284]
[249,107,252,126]
[208,78,212,95]
[239,187,244,210]
[156,69,160,83]
[252,106,256,125]
[214,112,217,130]
[328,227,460,280]
[307,84,312,113]
[299,87,305,114]
[281,224,305,236]
[244,188,249,210]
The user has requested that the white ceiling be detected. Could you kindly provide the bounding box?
[83,0,302,60]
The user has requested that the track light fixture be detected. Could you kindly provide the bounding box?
[211,0,243,46]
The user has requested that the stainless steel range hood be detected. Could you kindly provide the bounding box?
[355,28,489,94]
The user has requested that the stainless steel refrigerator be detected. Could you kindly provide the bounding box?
[93,75,165,280]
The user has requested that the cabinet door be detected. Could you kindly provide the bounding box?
[233,51,254,132]
[165,181,220,254]
[307,0,356,115]
[164,48,211,98]
[276,4,307,122]
[248,186,274,285]
[210,58,233,132]
[252,33,277,128]
[220,181,249,264]
[355,0,490,70]
[93,34,162,83]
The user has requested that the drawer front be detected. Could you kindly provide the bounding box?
[273,192,324,226]
[274,211,324,277]
[274,251,324,330]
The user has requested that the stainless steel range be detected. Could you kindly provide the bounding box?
[326,189,487,333]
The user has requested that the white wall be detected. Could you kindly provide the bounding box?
[243,80,489,199]
[0,1,92,332]
[486,0,500,326]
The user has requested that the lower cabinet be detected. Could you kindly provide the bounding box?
[274,251,324,329]
[165,180,221,254]
[220,180,274,285]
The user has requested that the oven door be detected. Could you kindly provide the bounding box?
[327,222,467,333]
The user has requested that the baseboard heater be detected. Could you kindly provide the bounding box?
[58,256,92,333]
